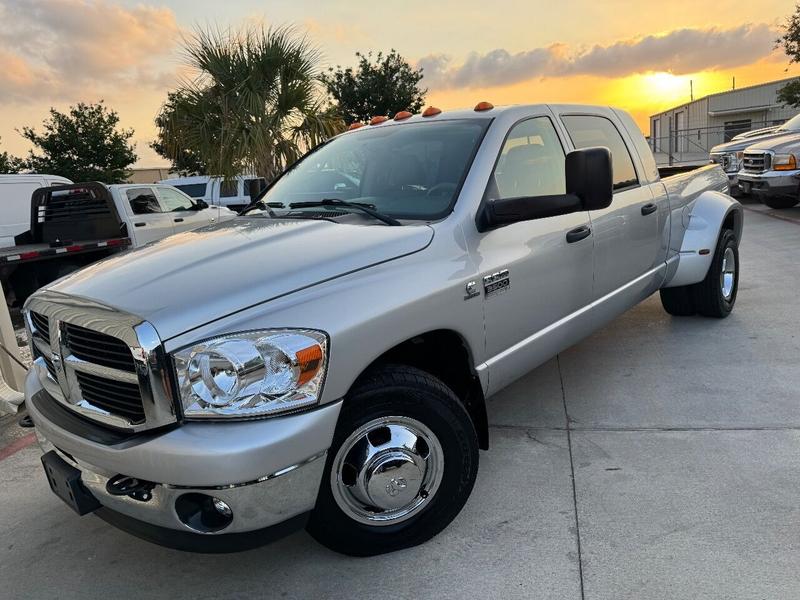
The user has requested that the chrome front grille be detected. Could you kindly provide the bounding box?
[75,371,145,424]
[742,152,770,173]
[24,292,177,432]
[62,322,137,372]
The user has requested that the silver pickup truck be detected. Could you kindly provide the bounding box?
[24,103,742,556]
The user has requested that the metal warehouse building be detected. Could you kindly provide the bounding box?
[649,76,800,166]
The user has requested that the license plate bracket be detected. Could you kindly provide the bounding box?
[41,450,101,515]
[741,181,752,194]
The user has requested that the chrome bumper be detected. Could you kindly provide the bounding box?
[26,371,341,536]
[738,170,800,197]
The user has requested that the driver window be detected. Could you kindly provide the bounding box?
[158,187,195,212]
[488,117,566,200]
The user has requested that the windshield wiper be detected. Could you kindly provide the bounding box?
[239,199,285,216]
[289,199,401,226]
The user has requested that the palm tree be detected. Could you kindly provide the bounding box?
[155,25,344,182]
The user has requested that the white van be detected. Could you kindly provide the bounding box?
[159,175,267,212]
[0,174,73,247]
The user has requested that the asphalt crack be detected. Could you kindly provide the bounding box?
[557,354,586,600]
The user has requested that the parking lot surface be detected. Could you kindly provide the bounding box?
[0,201,798,600]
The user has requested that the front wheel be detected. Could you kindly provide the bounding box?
[762,195,799,209]
[307,365,479,556]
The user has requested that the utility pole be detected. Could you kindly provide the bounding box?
[690,80,694,101]
[733,76,736,90]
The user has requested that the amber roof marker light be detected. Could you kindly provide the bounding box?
[474,101,494,111]
[369,116,390,125]
[394,111,413,120]
[348,122,365,130]
[422,106,442,117]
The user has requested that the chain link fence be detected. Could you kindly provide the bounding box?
[649,119,785,166]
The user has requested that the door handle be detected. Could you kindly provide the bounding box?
[641,203,658,216]
[134,222,145,227]
[566,225,591,244]
[174,217,184,223]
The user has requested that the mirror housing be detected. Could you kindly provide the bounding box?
[193,199,209,210]
[566,146,613,211]
[477,146,613,231]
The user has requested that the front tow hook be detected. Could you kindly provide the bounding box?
[106,474,156,502]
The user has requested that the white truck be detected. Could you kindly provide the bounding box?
[159,175,268,212]
[0,182,236,305]
[0,174,73,247]
[25,103,742,556]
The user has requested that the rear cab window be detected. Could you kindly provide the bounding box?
[174,183,207,198]
[561,115,639,191]
[126,188,162,215]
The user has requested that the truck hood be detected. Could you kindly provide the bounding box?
[46,217,434,340]
[743,131,800,153]
[710,129,800,154]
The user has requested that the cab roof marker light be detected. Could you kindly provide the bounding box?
[348,122,365,130]
[474,101,494,111]
[394,111,413,121]
[369,116,389,125]
[422,106,442,117]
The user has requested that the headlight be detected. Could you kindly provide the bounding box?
[173,329,328,419]
[723,151,742,173]
[772,153,797,171]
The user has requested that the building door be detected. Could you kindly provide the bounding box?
[674,111,686,154]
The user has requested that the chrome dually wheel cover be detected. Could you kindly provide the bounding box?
[720,246,736,300]
[331,416,444,526]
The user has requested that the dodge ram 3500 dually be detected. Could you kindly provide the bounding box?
[24,103,742,556]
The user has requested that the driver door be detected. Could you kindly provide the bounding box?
[478,114,595,394]
[156,186,210,233]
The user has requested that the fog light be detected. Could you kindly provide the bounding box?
[175,493,234,533]
[213,498,232,518]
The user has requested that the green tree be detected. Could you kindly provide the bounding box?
[20,102,137,182]
[321,50,427,125]
[151,91,208,176]
[155,25,344,182]
[0,138,25,174]
[776,4,800,107]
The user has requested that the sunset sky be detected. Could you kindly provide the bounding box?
[1,0,798,167]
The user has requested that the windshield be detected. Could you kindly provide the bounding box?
[260,119,490,220]
[777,113,800,131]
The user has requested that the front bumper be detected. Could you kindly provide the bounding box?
[26,371,341,547]
[737,170,800,198]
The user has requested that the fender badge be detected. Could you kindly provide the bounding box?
[464,280,480,300]
[483,269,510,297]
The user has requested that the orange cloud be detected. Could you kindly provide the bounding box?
[0,0,181,103]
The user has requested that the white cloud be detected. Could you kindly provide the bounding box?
[419,24,779,89]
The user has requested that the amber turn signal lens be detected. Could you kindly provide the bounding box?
[474,101,494,111]
[422,106,442,117]
[296,344,324,386]
[348,123,364,130]
[370,116,389,125]
[394,111,413,120]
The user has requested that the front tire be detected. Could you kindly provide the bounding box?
[307,365,479,556]
[762,195,799,209]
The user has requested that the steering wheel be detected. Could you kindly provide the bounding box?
[426,182,457,197]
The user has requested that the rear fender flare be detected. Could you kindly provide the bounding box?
[663,191,743,288]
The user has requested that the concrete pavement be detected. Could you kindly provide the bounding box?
[0,204,798,599]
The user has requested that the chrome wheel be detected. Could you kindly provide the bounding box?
[720,246,736,300]
[330,416,444,526]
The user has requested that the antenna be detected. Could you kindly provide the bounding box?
[690,80,694,101]
[732,76,736,90]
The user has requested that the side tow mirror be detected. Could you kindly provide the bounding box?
[194,199,209,210]
[566,147,613,211]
